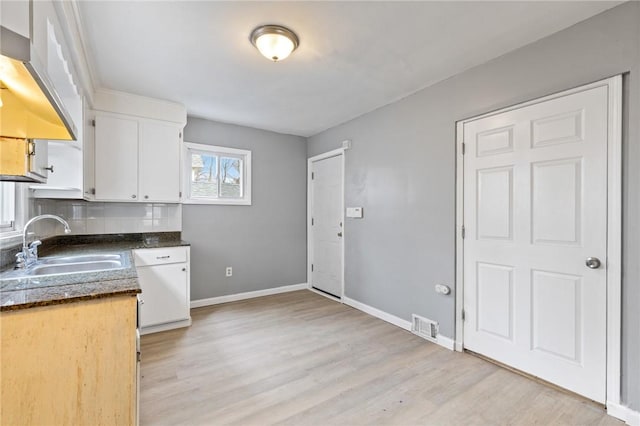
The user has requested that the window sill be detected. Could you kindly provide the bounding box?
[0,231,23,248]
[182,199,251,206]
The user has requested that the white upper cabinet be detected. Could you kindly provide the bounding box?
[1,0,30,38]
[139,120,182,202]
[83,107,96,200]
[92,90,187,203]
[94,112,183,203]
[94,114,139,201]
[30,99,96,199]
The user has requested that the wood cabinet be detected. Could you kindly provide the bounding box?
[94,112,182,203]
[134,246,191,334]
[0,295,138,425]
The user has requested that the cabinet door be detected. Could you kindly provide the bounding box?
[94,114,139,201]
[83,108,95,199]
[138,263,189,328]
[139,120,181,202]
[31,139,49,179]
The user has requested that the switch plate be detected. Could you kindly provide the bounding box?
[346,207,363,218]
[225,267,232,277]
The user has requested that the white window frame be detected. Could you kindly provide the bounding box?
[0,182,28,245]
[182,142,252,206]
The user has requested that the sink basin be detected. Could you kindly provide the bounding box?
[39,254,122,265]
[0,252,130,280]
[30,260,123,276]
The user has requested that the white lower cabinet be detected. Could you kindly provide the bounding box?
[134,246,191,334]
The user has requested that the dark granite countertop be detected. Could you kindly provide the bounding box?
[0,232,189,312]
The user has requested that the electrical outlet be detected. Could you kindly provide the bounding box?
[225,267,232,277]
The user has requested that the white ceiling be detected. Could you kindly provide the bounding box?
[77,1,620,137]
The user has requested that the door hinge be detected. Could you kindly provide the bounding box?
[311,172,314,180]
[311,218,314,226]
[311,264,314,272]
[462,309,466,321]
[462,143,466,155]
[179,191,182,198]
[462,225,466,239]
[91,119,96,127]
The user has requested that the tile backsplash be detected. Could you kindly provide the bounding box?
[30,199,182,239]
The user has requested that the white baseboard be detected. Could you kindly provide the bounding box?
[190,283,308,308]
[141,318,192,335]
[437,334,455,351]
[342,297,454,351]
[607,401,640,425]
[343,297,412,331]
[455,341,464,352]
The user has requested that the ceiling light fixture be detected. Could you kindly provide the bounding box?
[250,25,299,62]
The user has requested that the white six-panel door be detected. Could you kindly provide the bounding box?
[310,153,343,298]
[463,85,608,402]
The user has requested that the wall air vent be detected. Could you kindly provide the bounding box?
[411,314,438,343]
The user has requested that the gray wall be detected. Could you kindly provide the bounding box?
[308,2,639,409]
[183,118,307,300]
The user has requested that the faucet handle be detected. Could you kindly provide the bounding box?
[28,240,42,262]
[15,252,26,268]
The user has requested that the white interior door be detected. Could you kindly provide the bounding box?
[310,153,343,298]
[463,85,608,402]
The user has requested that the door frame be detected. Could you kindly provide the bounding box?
[454,75,622,406]
[307,148,346,300]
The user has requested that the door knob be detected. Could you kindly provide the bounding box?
[337,232,342,237]
[585,257,601,269]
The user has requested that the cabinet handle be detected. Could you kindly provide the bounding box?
[45,165,54,173]
[156,255,170,259]
[131,194,137,199]
[144,195,149,199]
[182,267,186,272]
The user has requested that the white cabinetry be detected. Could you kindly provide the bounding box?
[1,0,30,38]
[139,121,181,202]
[94,113,182,202]
[31,102,95,199]
[94,114,139,201]
[134,246,191,334]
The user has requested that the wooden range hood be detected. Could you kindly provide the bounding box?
[1,25,77,182]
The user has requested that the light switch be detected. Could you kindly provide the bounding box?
[346,207,363,218]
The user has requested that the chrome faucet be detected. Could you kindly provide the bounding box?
[16,214,71,269]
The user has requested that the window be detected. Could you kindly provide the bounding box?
[0,182,16,232]
[0,181,26,244]
[183,142,252,205]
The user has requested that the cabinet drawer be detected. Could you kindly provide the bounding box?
[133,247,187,266]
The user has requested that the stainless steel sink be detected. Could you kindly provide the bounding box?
[30,260,123,276]
[0,252,130,280]
[39,254,122,265]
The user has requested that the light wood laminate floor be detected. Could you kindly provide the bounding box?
[140,290,620,426]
